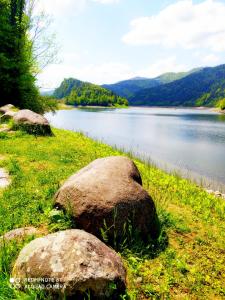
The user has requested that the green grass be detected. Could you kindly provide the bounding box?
[0,129,225,299]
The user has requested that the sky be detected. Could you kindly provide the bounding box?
[36,0,225,90]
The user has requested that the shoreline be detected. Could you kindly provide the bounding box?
[56,104,225,115]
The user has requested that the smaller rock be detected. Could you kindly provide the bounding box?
[0,125,10,133]
[13,109,52,136]
[0,227,39,245]
[222,194,225,200]
[0,104,15,114]
[12,229,126,298]
[215,191,222,197]
[1,110,17,122]
[0,168,10,188]
[206,189,214,194]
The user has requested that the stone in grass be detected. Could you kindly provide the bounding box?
[0,104,15,114]
[0,110,17,122]
[0,124,10,133]
[0,168,10,188]
[13,109,52,136]
[55,156,160,242]
[12,229,126,299]
[0,227,39,245]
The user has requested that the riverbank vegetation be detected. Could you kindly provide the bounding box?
[0,128,224,299]
[54,78,128,107]
[217,98,225,111]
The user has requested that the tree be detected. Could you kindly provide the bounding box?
[25,0,59,77]
[0,0,57,113]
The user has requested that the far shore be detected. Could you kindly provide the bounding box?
[56,104,225,115]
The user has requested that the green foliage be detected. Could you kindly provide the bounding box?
[217,98,225,110]
[0,0,56,113]
[129,64,225,107]
[54,78,129,107]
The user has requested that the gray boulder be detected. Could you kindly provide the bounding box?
[12,229,126,298]
[13,109,52,135]
[55,156,159,242]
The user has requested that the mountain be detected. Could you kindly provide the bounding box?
[102,78,160,99]
[102,68,201,99]
[53,78,128,107]
[155,68,202,84]
[129,64,225,107]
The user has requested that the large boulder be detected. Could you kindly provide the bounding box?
[13,109,52,136]
[0,104,15,115]
[55,156,159,242]
[12,229,126,298]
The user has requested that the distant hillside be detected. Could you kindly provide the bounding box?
[54,78,128,107]
[155,68,202,84]
[103,68,200,99]
[102,78,160,99]
[129,64,225,107]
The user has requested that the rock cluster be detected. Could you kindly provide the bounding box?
[1,104,160,297]
[0,104,52,136]
[8,156,159,298]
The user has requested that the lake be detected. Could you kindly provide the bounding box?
[46,107,225,191]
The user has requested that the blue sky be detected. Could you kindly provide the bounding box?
[36,0,225,89]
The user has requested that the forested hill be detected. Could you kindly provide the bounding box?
[102,68,201,99]
[53,78,128,107]
[129,64,225,107]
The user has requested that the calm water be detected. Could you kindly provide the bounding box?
[46,107,225,190]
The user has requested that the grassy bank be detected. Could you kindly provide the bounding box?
[0,129,225,299]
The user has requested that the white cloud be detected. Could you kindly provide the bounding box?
[123,0,225,52]
[37,62,134,89]
[138,56,186,78]
[201,54,220,65]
